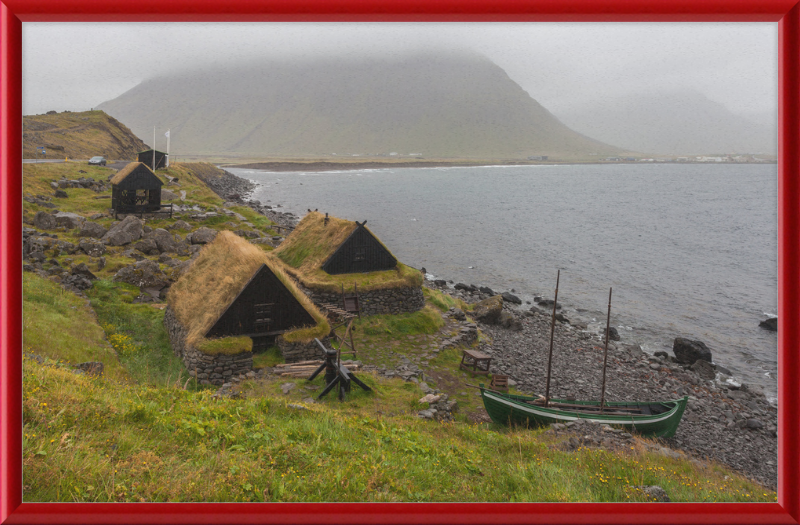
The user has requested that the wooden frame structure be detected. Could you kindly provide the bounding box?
[110,162,169,218]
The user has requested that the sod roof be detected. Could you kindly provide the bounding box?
[167,230,328,348]
[109,162,160,186]
[273,211,422,292]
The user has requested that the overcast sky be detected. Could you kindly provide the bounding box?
[22,22,777,119]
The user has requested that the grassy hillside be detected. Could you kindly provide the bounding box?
[21,160,776,503]
[23,110,148,160]
[98,53,621,159]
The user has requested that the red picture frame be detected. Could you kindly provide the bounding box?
[2,1,798,523]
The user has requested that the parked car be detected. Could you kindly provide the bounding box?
[88,156,107,166]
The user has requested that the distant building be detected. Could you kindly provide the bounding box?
[527,155,548,161]
[137,149,168,170]
[110,162,163,216]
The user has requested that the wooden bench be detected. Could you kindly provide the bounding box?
[459,349,493,375]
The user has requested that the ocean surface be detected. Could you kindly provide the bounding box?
[226,163,778,403]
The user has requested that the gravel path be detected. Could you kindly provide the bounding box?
[435,284,778,490]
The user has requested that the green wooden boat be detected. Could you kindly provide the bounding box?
[479,385,688,438]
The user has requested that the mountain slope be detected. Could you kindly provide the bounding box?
[23,110,149,160]
[97,53,620,159]
[553,91,776,156]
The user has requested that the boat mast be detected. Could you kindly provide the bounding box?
[599,287,612,411]
[544,270,560,407]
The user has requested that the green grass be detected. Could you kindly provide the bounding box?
[22,273,129,383]
[252,346,284,369]
[196,336,253,356]
[22,355,776,502]
[86,280,193,388]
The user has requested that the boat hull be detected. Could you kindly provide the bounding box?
[480,388,688,438]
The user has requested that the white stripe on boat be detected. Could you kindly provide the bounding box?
[483,392,678,425]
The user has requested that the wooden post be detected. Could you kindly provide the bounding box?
[600,287,613,411]
[544,270,560,407]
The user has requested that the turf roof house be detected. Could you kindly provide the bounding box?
[273,211,425,316]
[164,231,329,384]
[110,162,163,216]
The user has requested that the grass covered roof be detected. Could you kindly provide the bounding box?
[273,211,422,293]
[109,162,159,186]
[167,230,329,349]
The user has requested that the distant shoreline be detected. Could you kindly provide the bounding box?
[222,159,776,172]
[222,160,526,172]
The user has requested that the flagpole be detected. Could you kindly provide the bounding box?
[166,129,170,167]
[152,127,156,171]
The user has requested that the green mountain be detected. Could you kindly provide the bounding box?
[23,110,148,160]
[97,52,621,159]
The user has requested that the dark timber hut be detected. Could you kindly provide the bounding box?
[110,162,163,215]
[167,231,329,353]
[274,211,397,276]
[137,149,168,170]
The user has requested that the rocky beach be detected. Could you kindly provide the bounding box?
[423,280,778,490]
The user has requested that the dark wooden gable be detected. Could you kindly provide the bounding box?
[137,149,168,170]
[113,164,163,190]
[206,263,316,338]
[322,221,397,275]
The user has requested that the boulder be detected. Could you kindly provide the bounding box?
[74,361,104,377]
[168,219,192,231]
[77,221,107,239]
[554,313,570,324]
[759,317,777,331]
[500,311,523,331]
[112,259,170,289]
[33,211,57,230]
[150,228,180,253]
[70,262,97,281]
[536,298,561,310]
[690,359,716,380]
[189,226,218,244]
[54,189,68,198]
[133,238,160,256]
[62,273,93,291]
[472,295,503,324]
[478,286,495,295]
[603,326,621,341]
[78,238,106,257]
[634,485,670,502]
[161,189,180,201]
[501,291,522,304]
[54,212,85,229]
[454,283,477,292]
[672,337,712,364]
[101,216,144,246]
[433,279,448,287]
[450,308,466,321]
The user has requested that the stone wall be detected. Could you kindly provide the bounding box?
[277,335,329,363]
[164,307,253,386]
[299,284,425,316]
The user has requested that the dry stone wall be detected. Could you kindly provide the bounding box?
[277,336,328,363]
[164,307,253,385]
[299,284,425,316]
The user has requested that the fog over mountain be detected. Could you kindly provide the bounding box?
[553,90,776,156]
[97,52,621,159]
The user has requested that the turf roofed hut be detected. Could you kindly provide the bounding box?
[137,149,168,170]
[110,162,163,217]
[164,231,330,384]
[273,211,424,316]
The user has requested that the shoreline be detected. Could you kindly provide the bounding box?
[221,167,777,490]
[222,160,776,173]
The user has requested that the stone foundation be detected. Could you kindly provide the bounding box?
[300,284,425,316]
[277,335,329,363]
[164,307,253,385]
